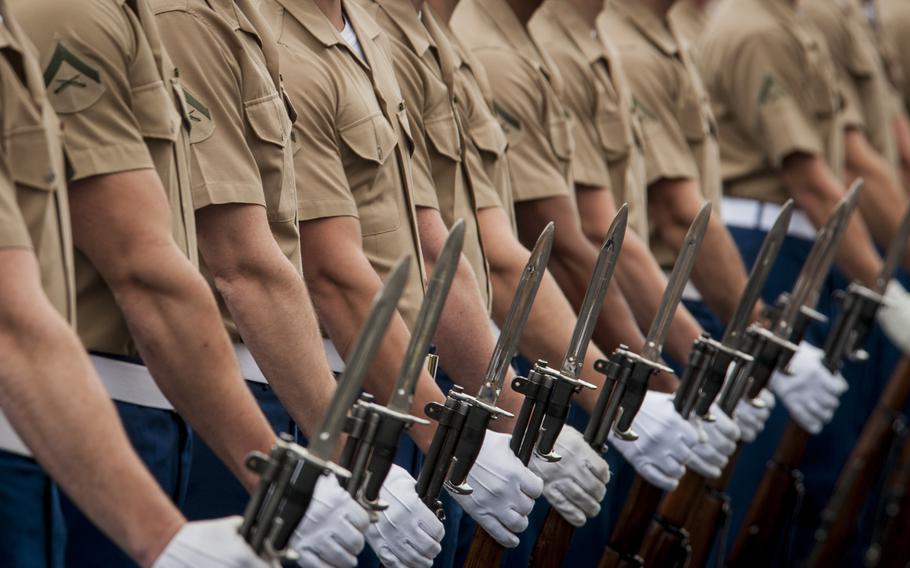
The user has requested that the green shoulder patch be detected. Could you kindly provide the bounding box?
[492,99,523,146]
[758,75,787,106]
[184,88,215,143]
[631,96,658,123]
[43,41,106,114]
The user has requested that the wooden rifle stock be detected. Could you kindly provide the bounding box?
[808,360,910,566]
[639,470,706,566]
[867,425,910,568]
[463,527,504,568]
[728,421,811,566]
[530,508,575,568]
[598,475,665,567]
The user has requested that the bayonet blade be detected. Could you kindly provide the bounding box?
[307,256,411,459]
[721,200,794,348]
[386,221,465,414]
[476,222,555,405]
[641,202,712,361]
[560,205,628,378]
[876,202,910,294]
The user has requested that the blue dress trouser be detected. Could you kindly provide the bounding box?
[182,380,298,520]
[61,401,193,568]
[0,450,66,568]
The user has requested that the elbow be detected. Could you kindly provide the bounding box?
[211,254,298,310]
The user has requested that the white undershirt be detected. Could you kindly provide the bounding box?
[341,14,365,60]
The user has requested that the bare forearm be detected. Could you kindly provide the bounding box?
[892,114,910,194]
[114,257,274,491]
[0,297,182,567]
[690,219,750,325]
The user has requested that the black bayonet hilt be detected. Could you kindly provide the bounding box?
[718,331,760,416]
[239,434,349,560]
[510,360,597,464]
[693,337,754,419]
[584,347,674,448]
[743,324,800,400]
[822,282,884,373]
[415,385,512,519]
[674,334,717,420]
[339,393,429,510]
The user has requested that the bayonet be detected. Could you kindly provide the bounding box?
[340,222,465,508]
[240,256,412,559]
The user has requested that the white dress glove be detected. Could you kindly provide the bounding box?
[153,517,278,568]
[291,474,371,567]
[686,405,740,479]
[608,391,698,491]
[448,430,544,548]
[366,464,444,568]
[529,426,610,528]
[770,342,848,434]
[734,388,776,443]
[878,280,910,354]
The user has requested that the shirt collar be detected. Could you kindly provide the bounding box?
[373,0,432,56]
[610,0,679,56]
[545,0,603,65]
[279,0,380,47]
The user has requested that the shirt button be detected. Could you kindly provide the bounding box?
[46,170,56,183]
[399,102,405,111]
[377,146,383,160]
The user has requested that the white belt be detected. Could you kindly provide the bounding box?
[663,271,703,303]
[90,355,173,410]
[722,197,816,241]
[0,411,30,457]
[323,339,346,374]
[233,344,268,384]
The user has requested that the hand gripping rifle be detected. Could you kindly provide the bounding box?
[808,203,910,567]
[338,221,464,512]
[464,207,628,568]
[593,203,715,568]
[728,180,864,567]
[636,201,794,567]
[239,256,411,561]
[413,223,554,548]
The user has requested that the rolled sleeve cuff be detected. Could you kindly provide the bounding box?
[66,143,155,181]
[191,182,266,211]
[298,198,360,222]
[759,100,826,168]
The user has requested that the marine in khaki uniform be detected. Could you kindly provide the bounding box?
[702,0,910,560]
[601,0,762,338]
[0,4,275,567]
[13,0,285,564]
[258,0,543,563]
[881,0,910,110]
[146,0,373,562]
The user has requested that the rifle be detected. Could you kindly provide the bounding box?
[587,203,713,568]
[239,256,411,561]
[637,200,795,566]
[865,389,910,568]
[465,207,628,568]
[338,221,464,511]
[729,181,864,566]
[807,203,910,566]
[670,186,860,565]
[413,223,553,562]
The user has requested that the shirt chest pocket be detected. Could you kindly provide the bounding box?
[469,116,508,160]
[545,93,574,163]
[677,80,712,144]
[131,80,181,143]
[339,113,402,236]
[424,111,462,162]
[245,92,297,223]
[799,36,841,119]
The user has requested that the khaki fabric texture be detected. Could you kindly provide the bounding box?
[880,0,910,106]
[0,11,75,324]
[152,0,302,340]
[602,0,720,266]
[439,16,516,231]
[804,0,900,170]
[260,0,427,328]
[15,0,195,354]
[701,0,845,206]
[532,0,648,243]
[361,0,491,312]
[452,0,575,205]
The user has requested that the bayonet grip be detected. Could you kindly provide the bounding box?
[583,357,618,446]
[696,348,733,417]
[588,352,634,449]
[362,415,407,503]
[535,378,577,460]
[676,337,715,419]
[445,404,494,489]
[615,362,658,434]
[417,396,465,505]
[268,460,324,553]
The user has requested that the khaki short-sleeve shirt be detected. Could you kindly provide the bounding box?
[0,13,75,324]
[259,0,426,328]
[880,0,910,106]
[15,0,195,355]
[602,0,719,266]
[701,0,845,206]
[531,0,649,243]
[360,0,491,311]
[453,0,575,205]
[804,0,901,169]
[152,0,301,340]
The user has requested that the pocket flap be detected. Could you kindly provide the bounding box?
[245,92,289,147]
[596,113,633,160]
[6,126,57,191]
[424,113,461,161]
[469,117,507,156]
[339,113,398,165]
